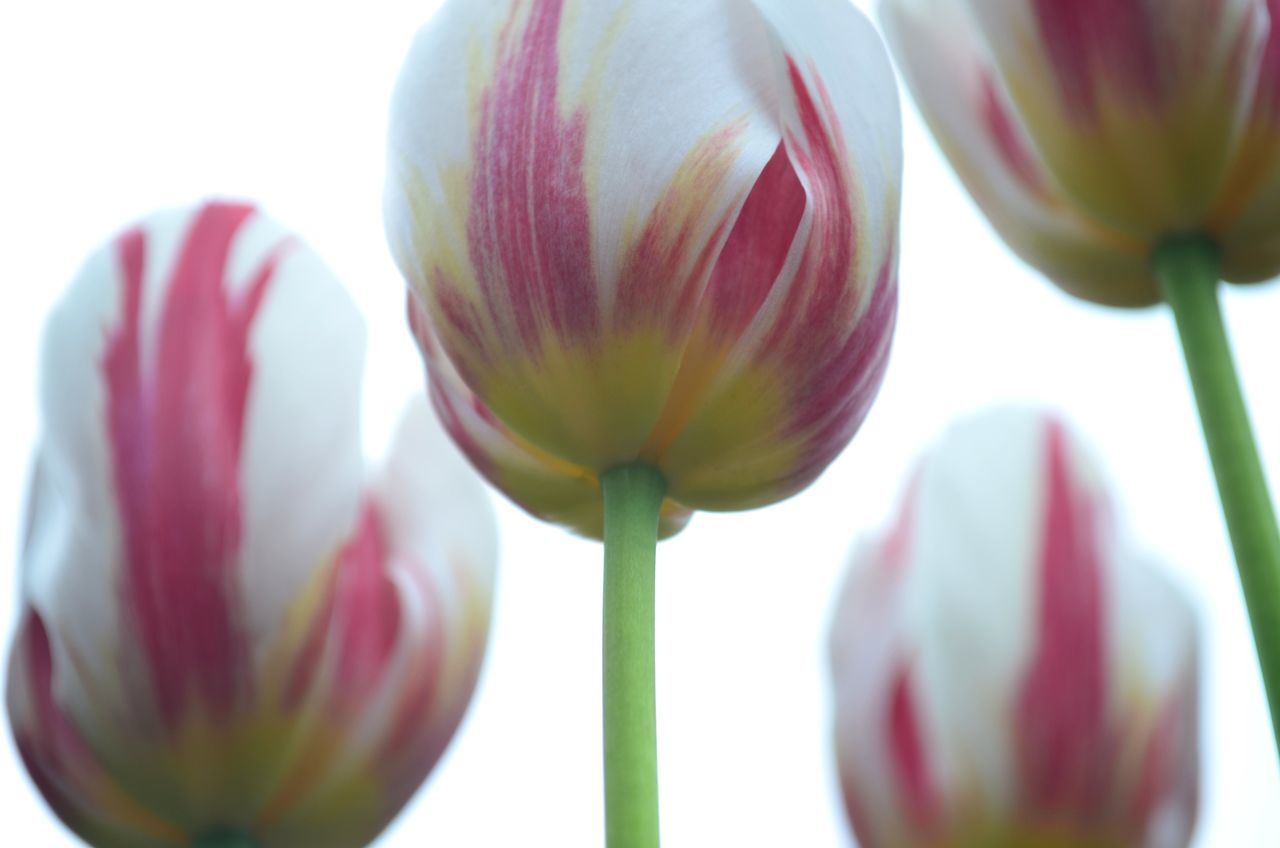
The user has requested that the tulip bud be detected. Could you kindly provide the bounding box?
[881,0,1279,305]
[830,410,1199,848]
[7,202,496,847]
[385,0,902,538]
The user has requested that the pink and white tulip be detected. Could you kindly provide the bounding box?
[6,202,497,847]
[881,0,1280,304]
[830,410,1199,848]
[385,0,901,538]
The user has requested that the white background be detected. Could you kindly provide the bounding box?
[1,1,1278,845]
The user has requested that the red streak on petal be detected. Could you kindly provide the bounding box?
[377,567,445,763]
[888,663,939,832]
[1254,0,1280,121]
[409,294,503,486]
[763,61,857,360]
[285,501,403,712]
[780,250,896,496]
[1015,420,1110,818]
[467,0,599,353]
[614,122,745,337]
[749,59,895,490]
[881,471,920,575]
[979,72,1047,197]
[16,613,100,790]
[704,142,806,338]
[104,201,281,726]
[1031,0,1161,120]
[330,502,401,702]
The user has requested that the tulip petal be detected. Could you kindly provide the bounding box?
[1014,421,1109,821]
[263,399,497,847]
[409,294,693,539]
[831,490,929,847]
[655,0,901,509]
[1218,1,1280,281]
[23,202,367,826]
[830,409,1200,847]
[387,0,786,473]
[6,612,185,848]
[880,0,1155,306]
[960,0,1264,241]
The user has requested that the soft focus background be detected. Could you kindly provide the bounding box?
[2,1,1278,845]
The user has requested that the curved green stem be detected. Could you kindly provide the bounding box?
[193,830,258,848]
[601,463,665,848]
[1155,235,1280,752]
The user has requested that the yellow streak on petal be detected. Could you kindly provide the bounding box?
[399,158,475,301]
[660,359,796,509]
[640,331,730,461]
[997,30,1242,240]
[476,327,679,470]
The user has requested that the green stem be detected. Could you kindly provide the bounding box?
[601,463,665,848]
[193,831,258,848]
[1154,235,1280,752]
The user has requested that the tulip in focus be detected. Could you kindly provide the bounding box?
[7,202,497,848]
[830,410,1199,848]
[880,0,1280,305]
[385,0,902,537]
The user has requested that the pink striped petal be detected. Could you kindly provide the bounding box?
[961,0,1264,240]
[104,205,269,727]
[1014,421,1111,823]
[830,409,1199,847]
[881,0,1156,305]
[7,612,186,847]
[12,200,498,845]
[387,0,900,536]
[263,400,497,847]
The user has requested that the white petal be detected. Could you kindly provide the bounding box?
[370,396,498,611]
[234,215,366,660]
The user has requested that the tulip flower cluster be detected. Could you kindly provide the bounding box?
[831,411,1199,848]
[13,0,1262,844]
[7,202,496,847]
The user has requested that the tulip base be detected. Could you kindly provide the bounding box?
[1154,235,1280,753]
[601,463,665,848]
[194,830,258,848]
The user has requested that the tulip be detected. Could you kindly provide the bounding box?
[830,409,1199,848]
[384,0,901,537]
[6,201,497,848]
[880,0,1277,305]
[385,2,901,842]
[882,0,1280,761]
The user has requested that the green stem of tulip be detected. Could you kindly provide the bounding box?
[193,831,258,848]
[1154,234,1280,753]
[601,463,665,848]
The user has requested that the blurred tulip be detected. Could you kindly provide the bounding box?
[880,0,1280,305]
[830,410,1199,848]
[385,0,902,537]
[7,202,497,848]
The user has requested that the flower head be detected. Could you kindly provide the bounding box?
[7,201,497,847]
[881,0,1280,304]
[385,0,902,538]
[830,409,1199,848]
